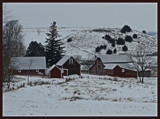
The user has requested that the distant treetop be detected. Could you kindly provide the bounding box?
[121,25,132,33]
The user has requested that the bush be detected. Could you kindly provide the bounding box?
[121,25,132,33]
[122,45,128,51]
[133,34,138,39]
[142,30,146,34]
[100,45,107,49]
[95,46,101,52]
[66,78,75,82]
[112,42,115,47]
[109,38,115,44]
[113,48,117,54]
[104,34,111,40]
[95,45,107,52]
[67,38,72,42]
[106,49,112,54]
[104,35,115,44]
[117,38,125,45]
[125,35,133,42]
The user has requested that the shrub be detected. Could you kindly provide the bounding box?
[104,34,115,44]
[121,25,132,33]
[142,30,146,34]
[122,45,128,51]
[106,49,112,54]
[117,38,125,45]
[100,45,107,49]
[104,34,111,40]
[95,46,101,52]
[66,78,75,82]
[67,38,72,42]
[125,35,133,42]
[113,48,117,54]
[110,38,115,44]
[133,34,138,39]
[112,42,115,47]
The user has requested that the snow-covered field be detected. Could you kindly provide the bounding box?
[3,74,157,116]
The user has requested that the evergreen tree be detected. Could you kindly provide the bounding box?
[26,41,45,56]
[117,37,125,45]
[133,34,138,39]
[125,35,133,42]
[121,25,132,33]
[113,48,117,54]
[122,45,128,51]
[45,21,64,67]
[106,49,112,55]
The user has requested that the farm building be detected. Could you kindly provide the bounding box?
[89,54,137,78]
[47,65,68,78]
[56,55,81,76]
[11,57,46,76]
[47,55,81,78]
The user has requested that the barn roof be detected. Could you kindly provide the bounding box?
[47,65,68,74]
[11,57,46,70]
[104,63,136,71]
[56,55,71,66]
[97,54,132,63]
[48,65,57,72]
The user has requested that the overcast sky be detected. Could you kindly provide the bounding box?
[3,3,157,32]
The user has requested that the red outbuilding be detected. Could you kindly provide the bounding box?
[11,57,46,76]
[47,65,68,78]
[47,55,81,78]
[56,55,81,76]
[89,54,137,78]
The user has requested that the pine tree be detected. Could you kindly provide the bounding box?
[45,21,64,67]
[26,41,45,56]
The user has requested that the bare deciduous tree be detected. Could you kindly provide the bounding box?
[3,19,26,85]
[129,45,153,83]
[26,58,34,85]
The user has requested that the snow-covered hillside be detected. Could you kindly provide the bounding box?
[3,74,157,116]
[23,27,157,60]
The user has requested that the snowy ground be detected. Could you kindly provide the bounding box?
[3,74,157,116]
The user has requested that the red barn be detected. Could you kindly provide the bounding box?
[47,65,68,78]
[47,55,81,78]
[56,55,81,76]
[89,54,137,78]
[11,57,46,76]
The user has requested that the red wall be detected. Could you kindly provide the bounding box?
[89,58,104,75]
[14,69,45,76]
[113,66,137,78]
[104,69,114,76]
[50,67,61,78]
[58,57,80,76]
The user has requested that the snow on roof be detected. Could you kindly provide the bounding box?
[56,55,71,66]
[97,54,132,63]
[104,64,117,69]
[104,63,136,71]
[47,65,57,73]
[47,65,68,74]
[11,57,46,70]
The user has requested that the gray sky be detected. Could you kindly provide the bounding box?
[4,3,157,32]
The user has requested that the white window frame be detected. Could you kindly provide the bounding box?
[122,69,125,72]
[36,69,39,72]
[18,70,21,73]
[69,58,73,64]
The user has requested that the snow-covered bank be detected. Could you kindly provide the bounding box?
[3,74,157,116]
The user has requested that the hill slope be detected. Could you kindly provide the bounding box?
[23,27,157,60]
